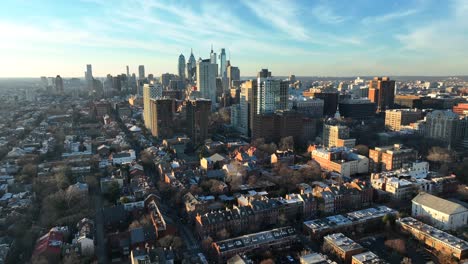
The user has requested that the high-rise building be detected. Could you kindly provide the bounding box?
[187,49,196,82]
[150,98,174,138]
[55,75,64,94]
[385,109,422,131]
[138,65,145,80]
[143,83,162,130]
[256,77,288,114]
[304,89,339,116]
[323,124,356,148]
[210,45,217,65]
[227,63,240,90]
[292,98,324,118]
[186,99,211,144]
[196,59,217,109]
[219,48,227,78]
[85,64,93,91]
[368,77,395,113]
[161,73,177,89]
[178,54,186,81]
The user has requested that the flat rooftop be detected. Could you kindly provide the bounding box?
[324,233,363,252]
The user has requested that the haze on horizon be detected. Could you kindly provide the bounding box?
[0,0,467,78]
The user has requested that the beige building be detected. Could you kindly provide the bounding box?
[385,109,422,131]
[312,147,368,177]
[412,192,468,230]
[369,144,417,172]
[323,124,356,148]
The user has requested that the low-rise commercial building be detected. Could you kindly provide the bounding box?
[352,251,388,264]
[369,144,417,172]
[312,147,368,177]
[323,233,365,263]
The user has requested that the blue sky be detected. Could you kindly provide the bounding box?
[0,0,467,77]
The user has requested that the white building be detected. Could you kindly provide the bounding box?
[256,78,288,114]
[111,149,136,165]
[196,59,217,109]
[412,192,468,230]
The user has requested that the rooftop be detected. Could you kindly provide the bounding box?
[324,233,363,252]
[398,217,468,251]
[214,226,296,253]
[412,192,467,215]
[352,251,388,264]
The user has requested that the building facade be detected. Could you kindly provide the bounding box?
[368,77,395,113]
[385,109,422,131]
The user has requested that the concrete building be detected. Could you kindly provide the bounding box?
[397,217,468,260]
[322,124,356,148]
[368,77,395,113]
[304,90,338,116]
[412,192,468,230]
[323,233,365,263]
[385,109,422,131]
[227,63,240,90]
[197,59,217,109]
[369,144,417,172]
[292,97,324,118]
[186,99,211,145]
[311,147,368,177]
[150,98,174,138]
[256,77,288,115]
[425,110,466,145]
[143,83,162,130]
[55,75,64,94]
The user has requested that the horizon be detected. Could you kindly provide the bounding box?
[1,0,467,77]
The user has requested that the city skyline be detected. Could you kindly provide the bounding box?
[0,0,467,77]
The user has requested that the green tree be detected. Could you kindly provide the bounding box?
[106,181,121,203]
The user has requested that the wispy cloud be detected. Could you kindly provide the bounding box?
[362,9,420,25]
[241,0,310,41]
[311,3,346,24]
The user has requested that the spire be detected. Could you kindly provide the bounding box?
[211,44,213,53]
[190,48,193,55]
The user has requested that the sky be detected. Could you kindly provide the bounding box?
[0,0,467,78]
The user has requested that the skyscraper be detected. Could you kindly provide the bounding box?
[227,62,240,89]
[219,48,227,78]
[55,75,64,94]
[210,45,217,65]
[369,76,395,113]
[178,54,186,81]
[196,59,217,109]
[150,98,174,138]
[256,69,288,114]
[143,83,162,130]
[187,49,196,82]
[186,99,211,144]
[138,65,145,80]
[85,64,93,91]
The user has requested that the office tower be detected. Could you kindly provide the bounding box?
[304,89,339,116]
[112,76,122,92]
[55,75,64,94]
[227,62,240,90]
[258,69,271,78]
[425,110,466,146]
[292,98,324,118]
[210,45,217,65]
[369,76,395,113]
[196,59,217,109]
[161,73,177,89]
[218,48,227,78]
[104,74,113,95]
[186,99,211,144]
[385,109,422,131]
[240,80,256,136]
[138,65,145,80]
[85,64,93,91]
[369,144,417,172]
[178,54,186,81]
[187,49,196,82]
[322,124,356,148]
[143,83,163,130]
[150,98,174,138]
[338,99,376,119]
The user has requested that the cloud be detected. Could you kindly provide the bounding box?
[311,3,346,24]
[241,0,310,41]
[362,9,419,25]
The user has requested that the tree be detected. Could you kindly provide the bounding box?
[216,228,230,240]
[427,147,455,163]
[354,144,369,156]
[158,235,184,249]
[385,239,406,254]
[106,181,121,203]
[279,136,294,151]
[62,252,82,264]
[201,236,213,250]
